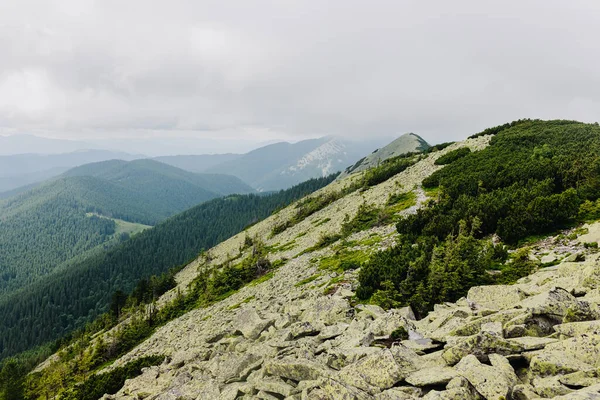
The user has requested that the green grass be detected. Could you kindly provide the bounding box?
[295,274,321,287]
[86,213,152,237]
[385,192,417,215]
[424,186,440,200]
[313,217,331,227]
[228,295,256,310]
[319,250,370,273]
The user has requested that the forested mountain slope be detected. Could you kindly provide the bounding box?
[5,120,600,400]
[0,175,336,361]
[0,160,253,314]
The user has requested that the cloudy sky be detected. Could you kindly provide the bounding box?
[1,0,599,153]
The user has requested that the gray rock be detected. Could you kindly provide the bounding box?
[467,285,526,310]
[405,366,458,387]
[337,349,404,393]
[235,308,274,340]
[455,354,516,400]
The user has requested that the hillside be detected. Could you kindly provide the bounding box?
[0,175,336,361]
[0,149,142,193]
[0,160,253,308]
[7,120,600,399]
[204,136,392,191]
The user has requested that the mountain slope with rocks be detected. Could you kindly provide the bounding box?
[21,121,600,400]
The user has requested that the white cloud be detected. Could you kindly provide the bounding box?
[1,0,600,151]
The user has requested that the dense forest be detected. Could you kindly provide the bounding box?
[358,119,600,315]
[0,174,336,360]
[0,160,253,301]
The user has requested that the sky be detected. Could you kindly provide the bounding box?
[1,0,600,154]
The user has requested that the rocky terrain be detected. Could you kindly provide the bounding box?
[34,131,600,400]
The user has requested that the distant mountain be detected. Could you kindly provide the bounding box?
[63,159,255,202]
[153,153,241,174]
[338,133,430,179]
[0,149,143,193]
[204,136,390,191]
[0,134,91,155]
[0,159,254,301]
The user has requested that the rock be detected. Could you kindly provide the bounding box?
[314,378,374,400]
[467,285,526,310]
[400,338,443,355]
[528,351,594,377]
[559,370,600,388]
[507,337,558,351]
[541,254,558,264]
[288,321,320,339]
[480,321,503,336]
[265,358,333,381]
[390,344,423,373]
[253,377,297,397]
[405,366,458,387]
[530,376,573,398]
[552,383,600,399]
[450,309,524,337]
[374,388,416,399]
[518,287,580,320]
[318,323,349,340]
[337,349,404,393]
[301,297,351,326]
[235,308,274,340]
[442,332,524,365]
[544,334,600,367]
[565,253,586,263]
[422,387,482,400]
[455,354,516,400]
[488,354,518,388]
[511,384,539,400]
[553,320,600,337]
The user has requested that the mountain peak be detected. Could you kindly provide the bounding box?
[338,132,431,178]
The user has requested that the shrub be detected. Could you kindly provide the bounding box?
[434,147,471,165]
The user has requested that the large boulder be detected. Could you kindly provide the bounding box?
[235,308,274,340]
[337,349,404,393]
[467,285,527,310]
[405,366,458,387]
[455,354,517,400]
[442,332,524,365]
[265,357,333,382]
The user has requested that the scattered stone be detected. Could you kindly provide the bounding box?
[337,349,404,393]
[455,354,516,400]
[265,358,332,381]
[467,285,526,310]
[235,308,274,340]
[442,332,524,365]
[405,366,458,387]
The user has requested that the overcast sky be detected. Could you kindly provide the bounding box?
[1,0,599,153]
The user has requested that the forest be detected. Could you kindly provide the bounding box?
[0,160,252,303]
[0,174,336,361]
[358,119,600,315]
